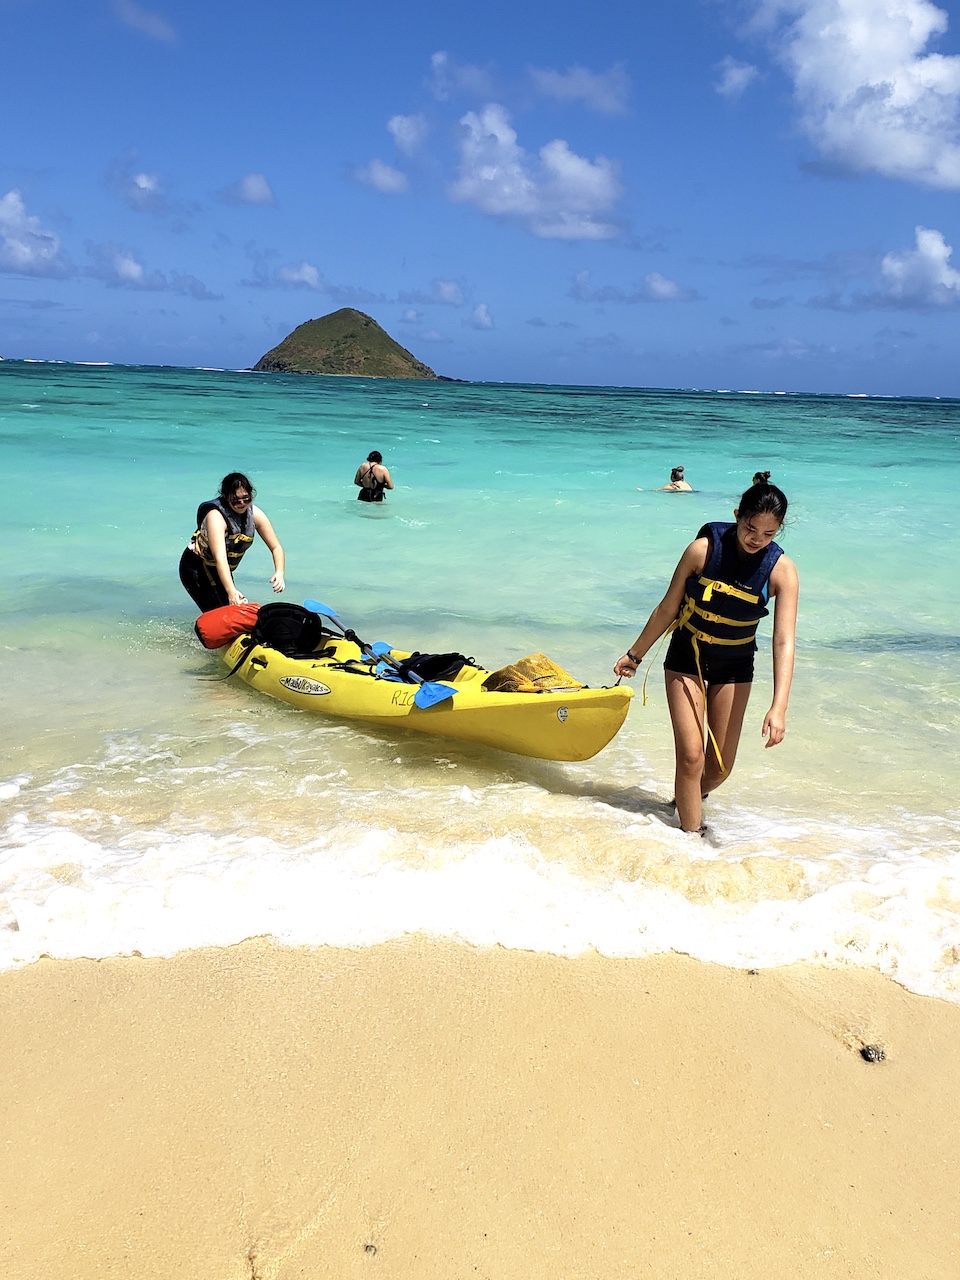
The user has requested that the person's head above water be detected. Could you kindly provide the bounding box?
[671,466,685,482]
[218,472,256,506]
[737,471,788,529]
[366,451,383,464]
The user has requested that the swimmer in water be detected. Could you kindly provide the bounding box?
[354,450,394,503]
[637,465,693,492]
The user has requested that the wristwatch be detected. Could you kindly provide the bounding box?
[627,651,643,664]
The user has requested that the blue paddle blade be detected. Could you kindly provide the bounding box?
[370,641,394,656]
[413,682,457,709]
[303,598,340,619]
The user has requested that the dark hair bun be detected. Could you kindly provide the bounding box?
[740,476,788,523]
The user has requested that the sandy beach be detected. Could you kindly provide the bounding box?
[2,938,958,1279]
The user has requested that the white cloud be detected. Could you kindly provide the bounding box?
[880,224,960,305]
[758,0,960,188]
[107,158,171,214]
[0,190,71,278]
[449,104,622,240]
[802,225,960,308]
[219,173,276,205]
[130,172,163,209]
[397,279,466,306]
[86,242,219,298]
[388,114,429,155]
[399,307,423,323]
[433,280,464,305]
[111,248,149,286]
[112,0,175,42]
[241,250,386,304]
[644,271,694,300]
[715,56,760,98]
[353,159,409,194]
[466,302,494,329]
[529,63,630,114]
[429,51,495,101]
[278,262,323,289]
[569,268,701,302]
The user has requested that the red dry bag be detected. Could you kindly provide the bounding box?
[194,602,261,649]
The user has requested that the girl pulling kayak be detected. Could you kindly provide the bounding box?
[614,475,799,834]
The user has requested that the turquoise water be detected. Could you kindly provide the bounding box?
[2,360,959,996]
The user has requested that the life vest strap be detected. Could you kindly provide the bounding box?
[691,636,727,777]
[680,622,755,647]
[688,602,756,629]
[699,576,760,605]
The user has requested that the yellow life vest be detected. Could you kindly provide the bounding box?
[191,498,255,570]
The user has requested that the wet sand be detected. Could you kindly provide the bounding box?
[1,936,958,1279]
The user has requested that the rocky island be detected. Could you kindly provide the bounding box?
[252,308,438,379]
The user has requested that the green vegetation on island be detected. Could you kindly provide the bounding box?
[252,308,438,379]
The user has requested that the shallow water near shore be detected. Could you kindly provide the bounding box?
[2,361,958,996]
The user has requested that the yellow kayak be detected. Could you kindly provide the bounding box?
[221,632,632,761]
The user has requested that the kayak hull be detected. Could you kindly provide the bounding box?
[221,634,632,762]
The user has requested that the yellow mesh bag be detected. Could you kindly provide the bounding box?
[481,652,584,693]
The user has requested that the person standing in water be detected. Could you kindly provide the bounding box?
[614,475,799,834]
[637,465,692,492]
[179,471,286,612]
[354,450,394,503]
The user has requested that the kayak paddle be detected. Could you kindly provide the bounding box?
[303,600,457,709]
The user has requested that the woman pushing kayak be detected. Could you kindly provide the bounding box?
[614,474,799,834]
[179,471,286,612]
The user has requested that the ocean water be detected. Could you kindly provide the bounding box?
[2,360,958,998]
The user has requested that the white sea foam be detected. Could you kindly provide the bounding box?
[2,806,959,1001]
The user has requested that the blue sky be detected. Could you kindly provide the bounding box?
[3,0,960,394]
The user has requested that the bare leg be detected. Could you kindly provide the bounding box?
[701,681,753,795]
[665,671,707,832]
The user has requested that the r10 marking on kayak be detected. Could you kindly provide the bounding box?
[391,689,417,706]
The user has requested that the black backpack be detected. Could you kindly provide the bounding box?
[221,602,331,680]
[249,603,328,657]
[389,652,473,682]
